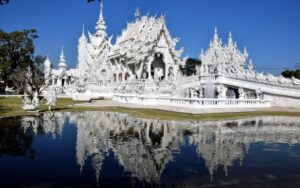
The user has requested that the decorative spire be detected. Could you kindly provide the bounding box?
[82,24,85,37]
[211,27,222,47]
[201,48,204,53]
[95,0,106,36]
[60,47,65,59]
[58,46,67,69]
[213,27,218,41]
[44,56,51,68]
[228,32,233,44]
[100,0,103,19]
[243,46,248,56]
[227,31,234,49]
[79,25,87,44]
[135,7,141,19]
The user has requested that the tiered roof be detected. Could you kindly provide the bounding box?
[110,14,183,65]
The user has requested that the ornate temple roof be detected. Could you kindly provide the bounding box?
[200,28,248,66]
[110,13,183,65]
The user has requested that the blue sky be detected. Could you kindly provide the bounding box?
[1,0,300,74]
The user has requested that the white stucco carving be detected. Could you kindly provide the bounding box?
[22,91,40,111]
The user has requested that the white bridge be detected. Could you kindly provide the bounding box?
[114,94,271,109]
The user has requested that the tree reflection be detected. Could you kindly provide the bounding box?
[0,117,35,160]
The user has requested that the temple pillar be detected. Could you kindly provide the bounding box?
[116,72,119,82]
[122,73,126,82]
[165,63,168,80]
[148,62,151,80]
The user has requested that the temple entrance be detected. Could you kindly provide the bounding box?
[125,72,130,81]
[151,65,154,79]
[151,54,165,81]
[226,87,238,99]
[62,79,65,87]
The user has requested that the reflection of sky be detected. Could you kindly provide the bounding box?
[0,112,300,187]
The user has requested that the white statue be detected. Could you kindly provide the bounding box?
[256,88,264,99]
[154,68,164,81]
[292,77,300,85]
[168,67,175,81]
[44,89,58,111]
[216,85,227,99]
[238,88,246,99]
[32,91,40,107]
[5,86,14,94]
[198,86,204,98]
[22,91,40,112]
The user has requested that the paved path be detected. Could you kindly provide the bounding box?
[74,100,300,114]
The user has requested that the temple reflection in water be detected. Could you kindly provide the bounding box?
[20,112,300,184]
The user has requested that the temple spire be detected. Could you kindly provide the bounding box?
[58,46,67,70]
[135,7,141,19]
[44,56,51,68]
[95,0,106,36]
[82,24,85,37]
[227,31,234,48]
[100,0,103,19]
[211,27,222,47]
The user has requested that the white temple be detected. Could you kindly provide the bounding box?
[44,1,300,108]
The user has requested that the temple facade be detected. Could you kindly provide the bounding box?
[43,1,300,108]
[44,49,78,94]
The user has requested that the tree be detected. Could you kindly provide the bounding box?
[0,117,35,160]
[0,29,45,93]
[281,70,293,78]
[0,0,99,5]
[281,69,300,79]
[87,0,100,2]
[182,58,202,76]
[0,0,9,5]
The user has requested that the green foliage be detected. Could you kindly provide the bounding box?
[0,0,98,5]
[182,58,201,76]
[281,69,300,79]
[0,29,45,93]
[0,0,99,5]
[87,0,100,2]
[0,0,9,5]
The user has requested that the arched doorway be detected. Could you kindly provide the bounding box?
[151,54,165,81]
[226,87,238,99]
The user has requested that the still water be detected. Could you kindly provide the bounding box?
[0,112,300,188]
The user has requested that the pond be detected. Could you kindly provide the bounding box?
[0,112,300,188]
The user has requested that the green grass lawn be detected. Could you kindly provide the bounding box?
[1,97,300,121]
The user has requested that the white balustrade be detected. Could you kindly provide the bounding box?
[113,94,271,109]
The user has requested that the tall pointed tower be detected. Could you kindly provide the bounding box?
[210,27,222,48]
[77,25,90,73]
[58,47,67,70]
[87,0,112,82]
[44,56,52,85]
[95,0,107,37]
